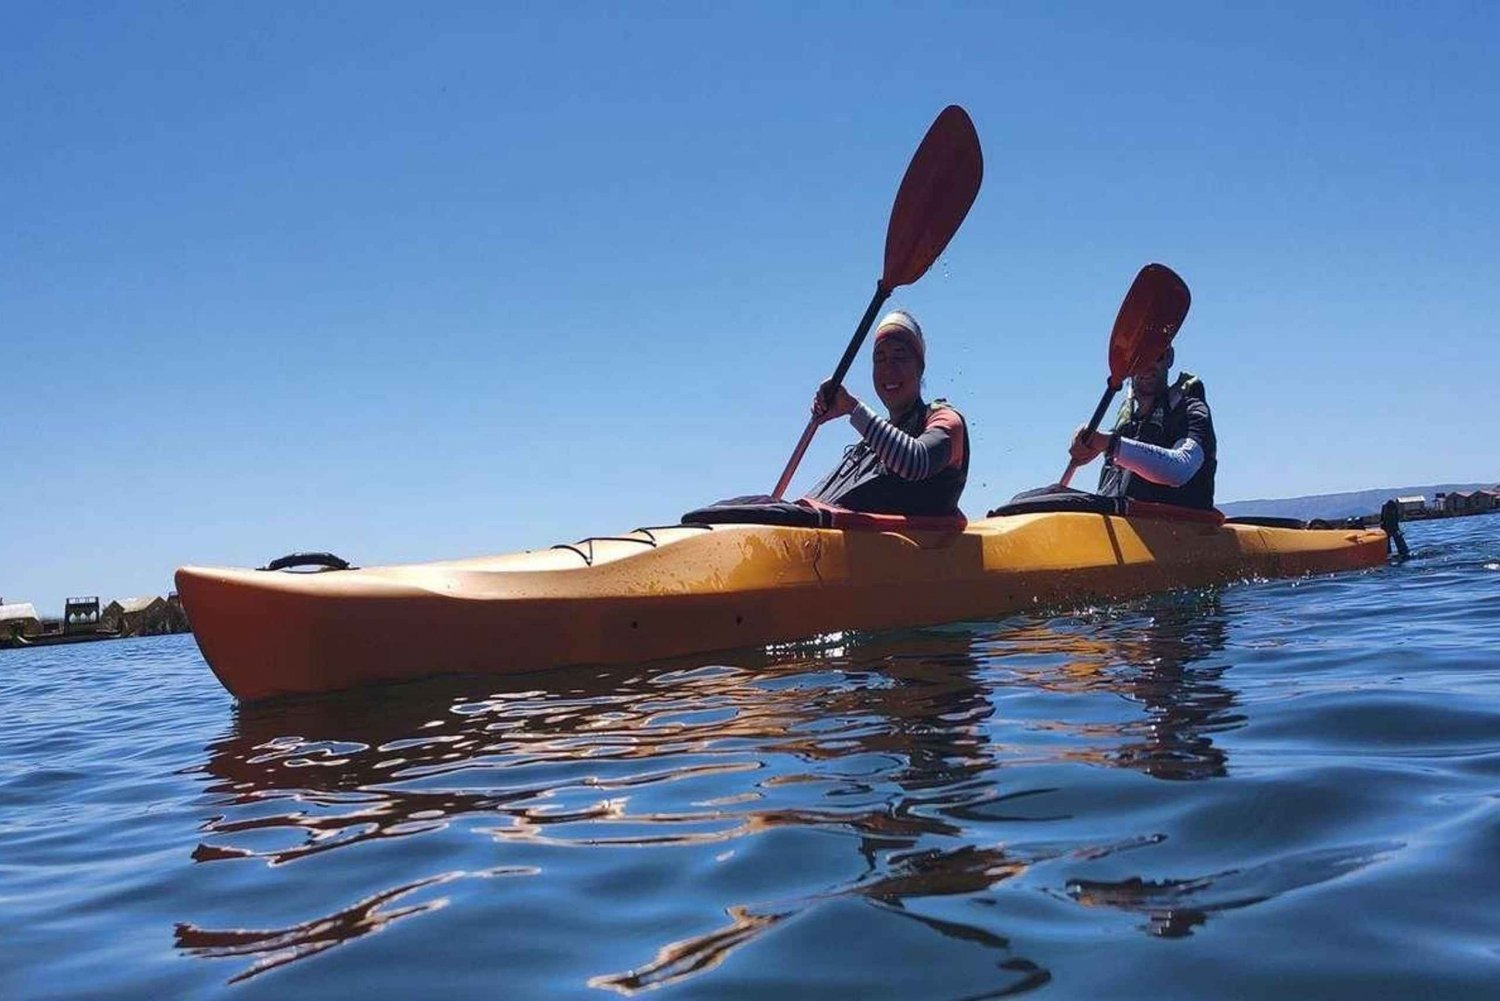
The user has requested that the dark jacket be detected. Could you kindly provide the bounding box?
[1098,373,1217,509]
[805,399,969,516]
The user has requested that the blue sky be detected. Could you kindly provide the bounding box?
[4,2,1497,614]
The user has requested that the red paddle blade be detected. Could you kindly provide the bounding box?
[1107,263,1191,389]
[882,105,984,289]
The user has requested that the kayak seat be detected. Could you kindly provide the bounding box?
[683,496,827,527]
[682,495,966,533]
[1224,515,1308,530]
[988,487,1123,517]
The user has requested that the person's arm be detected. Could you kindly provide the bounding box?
[849,403,960,480]
[1112,400,1211,487]
[1112,436,1204,486]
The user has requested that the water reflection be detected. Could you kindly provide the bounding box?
[183,592,1256,988]
[175,871,459,983]
[994,593,1239,780]
[1066,840,1401,939]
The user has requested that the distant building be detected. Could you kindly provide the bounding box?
[1,602,42,641]
[64,597,103,635]
[102,596,190,637]
[166,592,189,626]
[1438,490,1497,516]
[1396,496,1427,517]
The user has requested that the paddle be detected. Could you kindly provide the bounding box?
[1057,263,1191,489]
[771,105,984,499]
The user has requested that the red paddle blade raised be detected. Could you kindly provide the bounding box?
[882,105,984,290]
[1107,263,1191,389]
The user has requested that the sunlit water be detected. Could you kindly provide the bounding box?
[3,516,1498,999]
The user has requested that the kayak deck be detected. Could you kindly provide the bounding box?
[177,512,1388,701]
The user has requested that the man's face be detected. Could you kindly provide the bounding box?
[1130,349,1172,398]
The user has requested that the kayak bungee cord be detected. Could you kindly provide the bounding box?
[550,525,715,568]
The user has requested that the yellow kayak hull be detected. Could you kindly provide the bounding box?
[177,513,1387,701]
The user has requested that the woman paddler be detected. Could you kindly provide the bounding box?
[805,310,970,516]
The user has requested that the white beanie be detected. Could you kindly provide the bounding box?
[874,310,924,362]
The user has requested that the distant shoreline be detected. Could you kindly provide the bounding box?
[1,595,190,651]
[1220,480,1497,523]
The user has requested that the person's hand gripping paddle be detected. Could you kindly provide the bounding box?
[772,105,983,499]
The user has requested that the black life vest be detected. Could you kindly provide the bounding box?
[804,399,969,516]
[1098,373,1217,510]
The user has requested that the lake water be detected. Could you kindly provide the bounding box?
[3,515,1498,999]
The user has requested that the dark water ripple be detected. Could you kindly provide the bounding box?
[3,516,1499,999]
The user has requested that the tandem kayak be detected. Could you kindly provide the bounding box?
[177,498,1388,701]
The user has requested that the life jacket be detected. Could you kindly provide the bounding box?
[804,399,969,516]
[1098,372,1217,510]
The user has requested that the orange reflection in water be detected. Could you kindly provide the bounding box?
[175,871,460,983]
[184,596,1245,986]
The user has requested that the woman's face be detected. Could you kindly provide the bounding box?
[872,334,923,414]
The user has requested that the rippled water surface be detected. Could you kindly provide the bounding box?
[4,516,1499,999]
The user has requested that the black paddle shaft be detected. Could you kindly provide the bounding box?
[823,283,893,403]
[1083,382,1121,438]
[1058,382,1121,489]
[771,282,892,499]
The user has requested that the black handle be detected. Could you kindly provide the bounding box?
[258,552,354,572]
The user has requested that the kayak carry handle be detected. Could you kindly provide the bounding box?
[258,552,355,572]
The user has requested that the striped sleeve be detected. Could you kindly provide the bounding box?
[848,403,962,481]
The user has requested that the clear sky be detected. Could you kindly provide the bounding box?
[4,2,1497,614]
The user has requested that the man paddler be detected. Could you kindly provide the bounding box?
[1066,345,1218,509]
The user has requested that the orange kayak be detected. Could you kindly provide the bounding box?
[176,505,1387,701]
